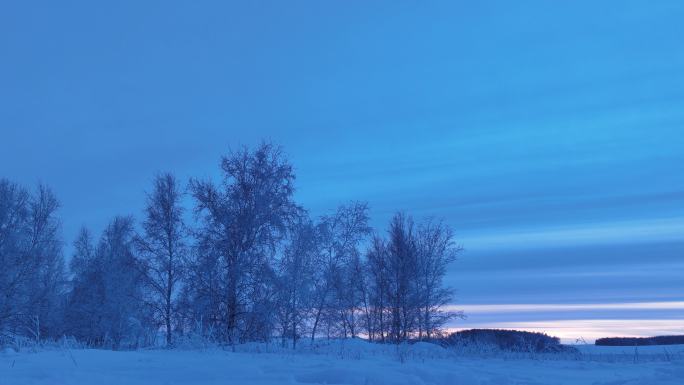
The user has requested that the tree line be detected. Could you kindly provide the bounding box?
[0,142,461,349]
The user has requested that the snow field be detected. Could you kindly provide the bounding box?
[1,340,684,385]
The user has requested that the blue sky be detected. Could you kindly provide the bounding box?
[1,1,683,341]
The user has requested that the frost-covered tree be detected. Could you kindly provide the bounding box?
[25,185,67,340]
[189,142,301,343]
[70,227,96,278]
[66,216,147,349]
[364,235,389,342]
[136,173,187,346]
[385,213,420,341]
[64,227,99,342]
[1,142,463,348]
[274,218,318,348]
[415,219,462,339]
[0,180,65,342]
[176,244,223,340]
[310,202,370,340]
[363,213,460,342]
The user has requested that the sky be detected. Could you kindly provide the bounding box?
[1,0,683,342]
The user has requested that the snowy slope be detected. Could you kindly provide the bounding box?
[1,341,683,385]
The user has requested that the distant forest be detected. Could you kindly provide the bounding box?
[0,142,461,349]
[595,336,684,346]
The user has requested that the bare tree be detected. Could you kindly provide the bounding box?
[1,142,464,349]
[64,227,98,340]
[385,212,419,342]
[136,173,188,346]
[26,184,66,340]
[190,142,300,343]
[415,219,462,339]
[310,202,370,340]
[66,216,146,349]
[365,235,389,342]
[0,180,65,342]
[275,218,318,348]
[0,180,31,339]
[71,227,95,275]
[363,214,461,343]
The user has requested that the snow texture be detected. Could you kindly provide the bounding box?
[1,340,683,385]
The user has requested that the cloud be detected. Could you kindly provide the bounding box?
[448,319,684,343]
[460,217,684,250]
[451,301,684,314]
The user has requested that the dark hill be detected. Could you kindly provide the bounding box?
[442,328,575,353]
[595,335,684,346]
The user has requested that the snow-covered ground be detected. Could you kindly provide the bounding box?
[2,340,683,385]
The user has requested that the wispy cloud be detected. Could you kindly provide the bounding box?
[451,301,684,314]
[460,217,684,250]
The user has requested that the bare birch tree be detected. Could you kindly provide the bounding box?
[190,142,300,343]
[137,173,188,346]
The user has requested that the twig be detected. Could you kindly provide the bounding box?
[62,337,78,367]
